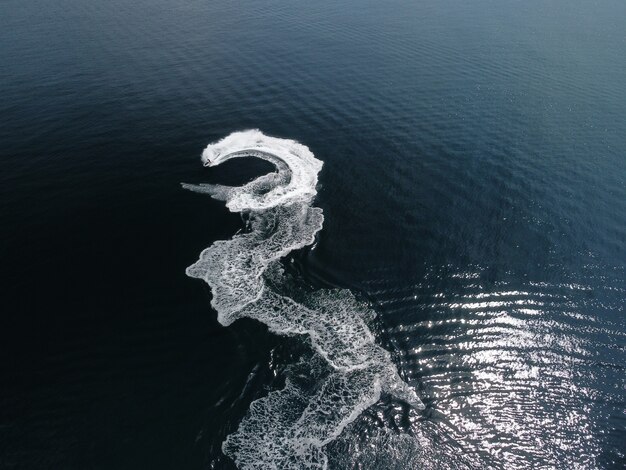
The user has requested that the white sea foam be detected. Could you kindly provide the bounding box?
[182,129,322,212]
[183,130,423,469]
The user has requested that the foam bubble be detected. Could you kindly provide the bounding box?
[183,130,423,468]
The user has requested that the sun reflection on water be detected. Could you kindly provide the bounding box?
[357,264,626,469]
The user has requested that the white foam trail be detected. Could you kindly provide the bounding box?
[183,130,423,469]
[183,129,322,212]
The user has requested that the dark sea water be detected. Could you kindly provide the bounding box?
[1,0,625,468]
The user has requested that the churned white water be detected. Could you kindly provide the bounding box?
[183,130,423,469]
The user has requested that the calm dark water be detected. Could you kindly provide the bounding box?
[1,0,625,468]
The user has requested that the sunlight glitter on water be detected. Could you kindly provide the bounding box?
[371,265,624,469]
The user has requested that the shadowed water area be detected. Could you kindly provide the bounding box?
[1,0,624,469]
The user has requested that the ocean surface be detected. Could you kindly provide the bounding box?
[1,0,625,468]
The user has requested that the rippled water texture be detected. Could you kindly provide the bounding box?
[1,0,624,469]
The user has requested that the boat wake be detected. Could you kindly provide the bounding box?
[183,130,423,469]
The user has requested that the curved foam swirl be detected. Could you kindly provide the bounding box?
[182,129,322,212]
[183,130,423,469]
